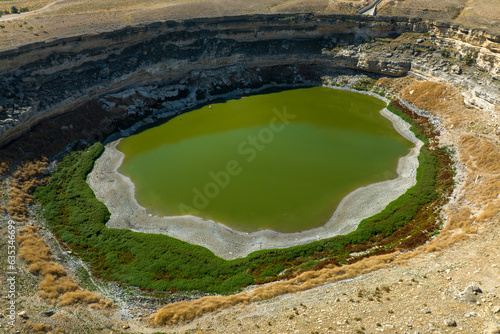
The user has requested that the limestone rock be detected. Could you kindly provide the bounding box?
[17,311,28,319]
[42,310,55,317]
[485,323,500,334]
[460,284,483,302]
[444,319,457,327]
[99,66,110,78]
[451,64,462,74]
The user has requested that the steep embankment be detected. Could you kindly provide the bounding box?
[1,14,498,150]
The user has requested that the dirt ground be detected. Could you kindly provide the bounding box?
[152,222,500,333]
[0,0,498,52]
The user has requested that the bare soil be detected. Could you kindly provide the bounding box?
[0,0,498,51]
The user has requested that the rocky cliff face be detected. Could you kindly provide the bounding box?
[431,25,500,80]
[0,14,498,148]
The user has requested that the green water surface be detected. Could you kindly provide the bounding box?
[117,87,413,232]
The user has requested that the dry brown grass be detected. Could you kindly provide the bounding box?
[58,290,102,306]
[17,226,113,308]
[269,0,329,13]
[0,161,10,178]
[6,159,47,221]
[18,225,52,262]
[398,80,500,232]
[3,155,113,308]
[26,321,52,333]
[453,0,500,33]
[39,274,79,303]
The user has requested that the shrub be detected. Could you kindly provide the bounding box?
[462,54,474,65]
[440,49,450,58]
[11,6,18,14]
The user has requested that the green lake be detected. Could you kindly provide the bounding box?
[117,87,413,232]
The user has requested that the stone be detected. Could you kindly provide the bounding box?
[416,38,424,43]
[470,284,482,294]
[485,323,500,334]
[461,284,482,302]
[17,311,28,319]
[137,90,151,99]
[99,66,110,78]
[42,310,55,317]
[164,89,179,98]
[451,64,462,74]
[493,306,500,314]
[444,319,457,327]
[422,307,431,314]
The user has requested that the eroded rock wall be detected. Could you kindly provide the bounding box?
[0,14,498,148]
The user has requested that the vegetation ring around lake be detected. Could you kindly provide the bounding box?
[86,87,423,259]
[34,96,452,295]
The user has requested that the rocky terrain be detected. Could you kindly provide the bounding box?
[0,5,499,334]
[0,14,498,149]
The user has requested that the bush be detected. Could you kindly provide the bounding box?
[11,6,18,14]
[462,54,474,65]
[440,49,450,58]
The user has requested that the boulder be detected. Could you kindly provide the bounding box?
[17,311,28,319]
[485,323,500,334]
[444,319,457,327]
[451,64,462,74]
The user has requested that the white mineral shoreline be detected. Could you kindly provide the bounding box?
[87,87,423,260]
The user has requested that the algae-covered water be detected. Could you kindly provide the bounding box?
[117,87,412,232]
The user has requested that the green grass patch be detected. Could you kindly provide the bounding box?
[34,102,442,295]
